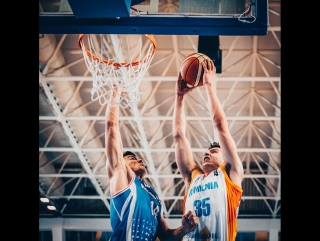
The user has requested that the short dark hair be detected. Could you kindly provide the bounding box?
[208,142,220,149]
[123,151,136,157]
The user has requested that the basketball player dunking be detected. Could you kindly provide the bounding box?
[105,86,199,241]
[173,59,244,241]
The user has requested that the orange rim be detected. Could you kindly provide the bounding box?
[78,34,157,68]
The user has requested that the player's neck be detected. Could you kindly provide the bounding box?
[203,167,220,177]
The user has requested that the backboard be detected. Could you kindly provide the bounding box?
[39,0,268,36]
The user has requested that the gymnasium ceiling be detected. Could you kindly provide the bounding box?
[39,0,281,219]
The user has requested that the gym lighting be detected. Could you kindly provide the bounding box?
[47,205,57,211]
[40,195,58,212]
[40,197,50,203]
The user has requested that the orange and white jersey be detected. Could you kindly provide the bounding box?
[183,166,243,241]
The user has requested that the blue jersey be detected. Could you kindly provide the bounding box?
[109,175,162,241]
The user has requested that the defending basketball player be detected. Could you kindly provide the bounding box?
[172,59,244,241]
[105,86,199,241]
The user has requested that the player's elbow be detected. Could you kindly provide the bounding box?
[106,162,113,179]
[173,128,183,141]
[214,117,228,132]
[106,120,118,132]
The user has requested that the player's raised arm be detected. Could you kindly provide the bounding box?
[157,210,199,240]
[202,60,244,187]
[105,87,133,194]
[172,73,199,189]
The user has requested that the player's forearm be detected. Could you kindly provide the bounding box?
[173,94,187,137]
[203,82,227,128]
[105,92,122,168]
[105,102,120,142]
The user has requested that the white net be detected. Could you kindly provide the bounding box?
[79,34,156,107]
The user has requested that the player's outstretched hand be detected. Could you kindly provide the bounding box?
[202,59,216,85]
[176,73,196,96]
[181,210,199,233]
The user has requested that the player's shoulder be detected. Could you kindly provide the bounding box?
[190,165,203,180]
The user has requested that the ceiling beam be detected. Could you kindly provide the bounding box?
[43,76,280,82]
[39,147,281,152]
[39,71,111,213]
[40,173,280,178]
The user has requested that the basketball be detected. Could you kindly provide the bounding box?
[180,53,211,88]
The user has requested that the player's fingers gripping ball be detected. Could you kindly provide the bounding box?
[180,53,212,88]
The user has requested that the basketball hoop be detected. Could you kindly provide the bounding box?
[78,34,157,107]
